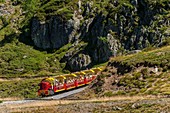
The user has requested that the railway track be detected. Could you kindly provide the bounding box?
[0,86,87,106]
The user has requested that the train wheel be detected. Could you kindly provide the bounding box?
[49,89,54,96]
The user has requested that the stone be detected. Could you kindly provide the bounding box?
[30,0,169,71]
[67,54,91,71]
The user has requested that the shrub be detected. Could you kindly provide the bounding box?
[162,66,168,72]
[99,37,108,43]
[0,0,5,3]
[116,90,126,95]
[141,68,148,76]
[104,91,113,97]
[133,72,141,80]
[95,86,102,93]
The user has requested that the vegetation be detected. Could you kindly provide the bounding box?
[93,46,170,97]
[130,70,167,96]
[0,0,169,99]
[0,0,5,3]
[0,40,89,98]
[0,41,68,78]
[4,97,170,112]
[0,79,40,98]
[110,46,170,71]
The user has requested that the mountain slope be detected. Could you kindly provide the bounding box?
[1,0,169,71]
[0,0,169,99]
[63,45,170,100]
[86,45,170,98]
[29,0,170,71]
[0,0,170,71]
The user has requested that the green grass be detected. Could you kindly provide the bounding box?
[0,79,40,98]
[0,42,47,78]
[0,40,72,78]
[34,0,78,21]
[113,70,170,96]
[0,40,97,98]
[0,0,168,99]
[94,46,170,97]
[111,46,170,70]
[0,39,89,79]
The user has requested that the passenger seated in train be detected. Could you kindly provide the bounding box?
[89,75,92,79]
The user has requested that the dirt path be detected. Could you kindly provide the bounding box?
[0,96,168,113]
[0,96,156,108]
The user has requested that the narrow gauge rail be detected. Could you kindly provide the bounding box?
[38,68,103,97]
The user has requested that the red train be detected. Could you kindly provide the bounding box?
[38,68,102,96]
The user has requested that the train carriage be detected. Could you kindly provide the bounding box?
[38,68,102,97]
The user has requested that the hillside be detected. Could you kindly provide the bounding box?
[68,46,170,100]
[0,0,169,73]
[3,47,170,112]
[0,0,169,99]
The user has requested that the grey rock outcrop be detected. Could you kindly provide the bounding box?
[30,0,170,71]
[31,16,80,49]
[67,54,91,71]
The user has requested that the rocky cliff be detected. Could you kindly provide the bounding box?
[29,0,169,71]
[2,0,169,72]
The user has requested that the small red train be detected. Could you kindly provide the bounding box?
[38,68,102,96]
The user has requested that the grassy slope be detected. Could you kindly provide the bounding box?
[0,41,90,99]
[90,46,170,97]
[110,46,170,69]
[0,40,87,98]
[67,46,170,100]
[0,42,70,78]
[0,79,40,98]
[0,42,61,98]
[0,0,169,99]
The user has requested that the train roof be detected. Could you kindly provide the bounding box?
[41,67,103,81]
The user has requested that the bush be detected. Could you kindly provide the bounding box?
[141,68,148,76]
[116,90,126,95]
[0,0,5,3]
[162,66,168,72]
[104,91,113,97]
[95,86,102,93]
[133,72,141,80]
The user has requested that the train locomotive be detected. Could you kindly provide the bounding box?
[38,68,102,97]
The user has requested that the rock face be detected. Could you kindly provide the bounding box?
[30,0,170,71]
[84,13,121,63]
[66,54,91,71]
[31,17,79,49]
